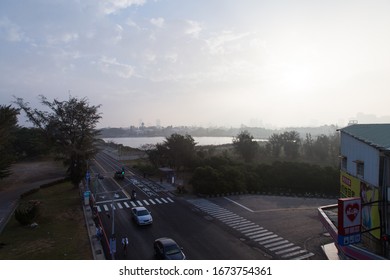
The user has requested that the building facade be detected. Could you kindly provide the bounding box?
[318,124,390,259]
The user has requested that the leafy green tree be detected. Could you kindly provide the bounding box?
[163,133,197,170]
[267,133,283,157]
[143,143,169,168]
[190,165,220,195]
[303,133,314,159]
[0,105,20,179]
[232,130,258,162]
[12,127,50,159]
[281,131,301,159]
[312,134,330,160]
[14,95,102,187]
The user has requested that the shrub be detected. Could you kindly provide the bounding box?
[14,200,41,226]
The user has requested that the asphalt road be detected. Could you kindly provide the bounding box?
[90,152,335,260]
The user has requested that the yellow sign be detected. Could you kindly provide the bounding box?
[340,171,380,239]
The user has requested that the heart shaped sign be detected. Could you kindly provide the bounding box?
[345,203,360,222]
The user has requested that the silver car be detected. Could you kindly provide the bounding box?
[131,206,153,225]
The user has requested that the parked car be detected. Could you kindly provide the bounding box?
[131,206,153,225]
[153,237,186,260]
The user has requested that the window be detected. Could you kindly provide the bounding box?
[340,156,347,170]
[355,160,364,178]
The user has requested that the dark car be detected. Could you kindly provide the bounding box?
[153,237,186,260]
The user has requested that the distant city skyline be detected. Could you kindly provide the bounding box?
[1,1,390,129]
[102,113,390,130]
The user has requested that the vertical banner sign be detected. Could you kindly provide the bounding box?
[340,171,380,239]
[338,197,361,246]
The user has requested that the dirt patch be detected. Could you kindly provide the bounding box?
[0,159,66,192]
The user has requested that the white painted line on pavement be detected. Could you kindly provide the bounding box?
[275,246,301,255]
[223,197,254,212]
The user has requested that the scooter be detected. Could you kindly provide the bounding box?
[131,190,137,200]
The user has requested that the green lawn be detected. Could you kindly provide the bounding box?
[0,182,92,260]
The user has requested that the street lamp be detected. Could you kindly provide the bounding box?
[109,200,116,260]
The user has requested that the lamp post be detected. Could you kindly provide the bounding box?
[109,199,116,259]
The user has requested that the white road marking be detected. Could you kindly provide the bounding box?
[223,197,254,212]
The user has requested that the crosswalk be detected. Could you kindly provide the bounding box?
[187,198,315,260]
[96,197,174,212]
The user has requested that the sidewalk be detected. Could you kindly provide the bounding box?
[81,193,105,260]
[321,242,341,260]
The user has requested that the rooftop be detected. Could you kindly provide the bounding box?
[339,123,390,151]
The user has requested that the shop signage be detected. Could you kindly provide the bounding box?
[338,197,361,246]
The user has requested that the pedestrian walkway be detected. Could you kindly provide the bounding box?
[95,196,175,212]
[82,198,105,260]
[187,198,315,260]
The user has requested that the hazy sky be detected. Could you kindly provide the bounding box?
[1,0,390,129]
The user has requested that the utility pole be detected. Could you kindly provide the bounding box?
[109,200,116,259]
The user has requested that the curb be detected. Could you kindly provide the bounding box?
[81,202,106,260]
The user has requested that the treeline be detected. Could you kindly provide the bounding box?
[190,160,339,197]
[260,131,340,167]
[99,124,339,139]
[2,96,102,187]
[139,131,340,197]
[1,105,51,179]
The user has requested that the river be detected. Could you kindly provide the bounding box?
[102,136,268,149]
[102,136,235,148]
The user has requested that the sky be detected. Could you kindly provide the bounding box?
[1,0,390,129]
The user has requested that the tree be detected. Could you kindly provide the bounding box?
[267,133,283,158]
[232,130,258,162]
[302,133,314,159]
[142,133,197,170]
[143,143,169,168]
[281,131,301,159]
[190,165,220,195]
[163,133,197,170]
[312,134,330,160]
[0,105,20,179]
[14,95,102,187]
[12,127,50,159]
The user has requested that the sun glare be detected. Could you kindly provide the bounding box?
[282,66,312,92]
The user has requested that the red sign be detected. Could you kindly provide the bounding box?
[338,197,361,245]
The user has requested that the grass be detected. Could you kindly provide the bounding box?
[0,181,92,260]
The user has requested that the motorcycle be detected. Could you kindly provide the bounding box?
[131,190,137,200]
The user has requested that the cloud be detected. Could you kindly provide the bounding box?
[126,18,140,29]
[98,56,135,79]
[150,17,165,28]
[164,53,178,63]
[47,32,79,45]
[100,0,146,15]
[114,24,123,43]
[185,20,202,38]
[0,16,28,42]
[205,30,251,55]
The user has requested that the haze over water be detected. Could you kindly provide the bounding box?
[103,136,267,149]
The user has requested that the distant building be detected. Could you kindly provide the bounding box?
[318,123,390,259]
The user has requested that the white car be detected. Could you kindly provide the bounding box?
[131,206,153,225]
